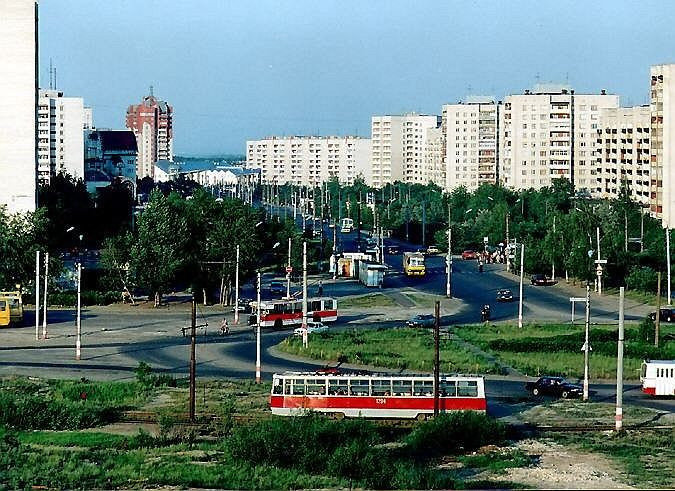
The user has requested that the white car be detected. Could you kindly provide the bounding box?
[293,321,329,336]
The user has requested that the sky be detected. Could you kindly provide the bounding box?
[39,0,675,156]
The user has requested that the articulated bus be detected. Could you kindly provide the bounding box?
[249,297,338,328]
[340,218,354,233]
[270,372,486,419]
[0,291,23,327]
[641,360,675,396]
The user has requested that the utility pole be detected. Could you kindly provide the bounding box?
[433,300,440,417]
[552,216,556,280]
[624,212,628,253]
[640,212,644,253]
[616,287,625,431]
[42,252,49,338]
[76,262,82,360]
[518,243,524,328]
[302,241,308,348]
[256,272,262,383]
[667,229,671,305]
[234,245,240,324]
[189,296,196,422]
[505,213,510,272]
[356,203,362,252]
[583,284,591,401]
[35,250,40,341]
[446,206,452,298]
[655,271,661,348]
[332,225,337,280]
[422,200,426,246]
[286,237,292,299]
[597,227,602,296]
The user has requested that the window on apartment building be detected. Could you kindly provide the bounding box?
[591,105,598,111]
[522,170,527,175]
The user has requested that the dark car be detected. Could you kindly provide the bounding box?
[525,376,583,399]
[406,314,436,328]
[530,274,557,286]
[387,245,400,255]
[649,307,675,322]
[268,281,285,296]
[496,289,513,302]
[231,298,252,313]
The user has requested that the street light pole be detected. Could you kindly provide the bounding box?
[287,237,292,299]
[518,243,524,328]
[446,206,452,298]
[189,296,196,422]
[597,227,602,296]
[615,287,625,431]
[666,228,671,305]
[302,241,308,348]
[42,251,49,338]
[35,250,40,341]
[234,245,240,324]
[256,272,262,383]
[583,284,591,401]
[332,225,337,280]
[76,261,82,360]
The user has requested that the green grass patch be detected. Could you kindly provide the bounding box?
[278,327,502,374]
[18,431,128,448]
[458,448,533,473]
[551,432,674,488]
[402,292,438,308]
[520,400,665,427]
[339,293,398,309]
[455,322,674,379]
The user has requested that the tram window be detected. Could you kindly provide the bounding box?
[440,380,457,397]
[324,299,335,310]
[284,381,292,395]
[310,300,321,311]
[349,379,370,396]
[328,380,348,395]
[372,379,392,396]
[306,379,326,395]
[414,380,434,396]
[291,379,306,395]
[457,380,478,397]
[284,303,294,314]
[272,380,283,395]
[393,380,413,396]
[274,304,284,314]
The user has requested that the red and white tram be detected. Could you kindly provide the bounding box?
[250,297,338,328]
[270,372,486,419]
[640,360,675,396]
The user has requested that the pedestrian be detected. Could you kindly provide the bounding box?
[318,280,323,296]
[220,317,229,335]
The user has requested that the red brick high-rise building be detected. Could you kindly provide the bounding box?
[125,91,173,179]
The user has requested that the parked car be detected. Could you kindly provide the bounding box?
[231,298,253,313]
[462,250,478,260]
[530,274,557,286]
[649,307,675,322]
[496,289,513,302]
[426,246,440,255]
[525,376,583,399]
[387,245,400,255]
[293,321,329,336]
[406,314,436,328]
[268,281,285,295]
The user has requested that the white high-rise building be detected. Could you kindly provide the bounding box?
[649,64,675,227]
[500,85,618,191]
[37,89,86,184]
[246,136,371,187]
[593,106,651,206]
[370,113,440,188]
[443,97,500,192]
[422,126,444,188]
[0,0,38,213]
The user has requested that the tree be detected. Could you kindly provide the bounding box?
[130,191,187,306]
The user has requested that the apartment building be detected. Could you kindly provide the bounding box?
[37,89,86,185]
[370,113,440,188]
[593,106,650,206]
[649,64,675,227]
[500,85,619,191]
[422,126,444,187]
[126,92,173,179]
[443,97,500,192]
[246,136,371,187]
[0,0,38,213]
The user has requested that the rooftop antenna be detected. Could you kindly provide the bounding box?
[49,58,53,90]
[149,85,154,97]
[54,67,57,91]
[535,72,540,84]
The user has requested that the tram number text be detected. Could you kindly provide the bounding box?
[375,398,387,404]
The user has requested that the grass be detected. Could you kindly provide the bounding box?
[551,431,675,488]
[402,292,438,308]
[519,400,667,427]
[454,322,674,379]
[338,293,398,309]
[278,327,503,374]
[458,448,534,473]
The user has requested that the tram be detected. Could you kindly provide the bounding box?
[250,297,338,328]
[640,360,675,396]
[270,372,486,419]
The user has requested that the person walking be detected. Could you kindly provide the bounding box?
[220,317,229,335]
[317,280,323,296]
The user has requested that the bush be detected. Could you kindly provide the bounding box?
[404,412,507,458]
[134,362,177,388]
[48,290,120,306]
[626,266,658,293]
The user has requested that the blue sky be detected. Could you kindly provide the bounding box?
[39,0,675,156]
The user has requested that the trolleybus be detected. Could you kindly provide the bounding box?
[640,360,675,396]
[270,372,486,419]
[250,297,338,328]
